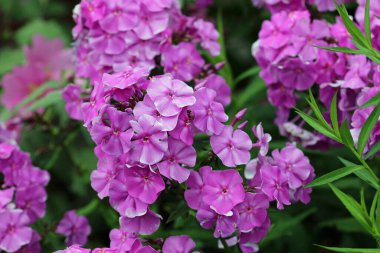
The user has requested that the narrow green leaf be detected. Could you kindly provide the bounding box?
[307,90,332,130]
[365,141,380,159]
[235,66,260,84]
[340,120,354,148]
[339,157,379,189]
[369,191,379,224]
[329,183,372,233]
[296,110,341,143]
[317,245,380,253]
[77,199,99,216]
[358,103,380,155]
[236,76,266,107]
[26,90,62,112]
[307,165,364,188]
[364,0,372,47]
[330,93,341,137]
[360,188,368,214]
[316,46,364,54]
[362,92,380,108]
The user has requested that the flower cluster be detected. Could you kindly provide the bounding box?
[253,6,380,152]
[72,0,219,82]
[1,36,72,114]
[185,126,314,252]
[55,235,198,253]
[0,124,50,252]
[251,0,351,12]
[63,0,316,252]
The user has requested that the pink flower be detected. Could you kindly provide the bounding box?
[211,126,252,167]
[0,188,14,209]
[162,235,196,253]
[130,115,168,165]
[90,157,117,199]
[109,168,148,218]
[0,210,32,252]
[157,138,196,183]
[124,166,165,204]
[15,185,47,223]
[92,248,119,253]
[147,75,196,117]
[239,217,270,253]
[272,143,312,189]
[119,209,161,235]
[191,88,228,135]
[202,169,245,215]
[133,6,169,40]
[195,74,231,106]
[170,109,195,145]
[193,19,220,56]
[99,0,139,33]
[252,123,272,156]
[56,210,91,246]
[54,245,91,253]
[102,66,149,89]
[184,166,212,210]
[161,43,204,81]
[260,165,290,210]
[109,228,139,252]
[63,84,84,121]
[236,193,269,232]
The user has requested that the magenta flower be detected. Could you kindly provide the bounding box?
[170,109,195,145]
[193,19,220,56]
[109,228,139,252]
[124,166,165,204]
[16,231,41,253]
[260,165,291,209]
[191,88,228,135]
[133,96,179,131]
[184,166,212,210]
[62,84,84,121]
[211,126,252,167]
[102,66,149,89]
[119,209,161,235]
[56,210,91,246]
[90,157,117,199]
[109,169,148,218]
[99,0,139,33]
[15,185,47,223]
[202,169,245,215]
[92,248,119,253]
[252,123,272,156]
[195,74,231,106]
[161,43,204,81]
[239,217,270,253]
[0,210,32,252]
[157,138,196,183]
[162,235,196,253]
[90,106,134,156]
[278,58,316,91]
[54,245,91,253]
[147,75,196,117]
[272,143,313,189]
[236,193,269,232]
[0,188,14,209]
[130,115,168,165]
[133,6,169,40]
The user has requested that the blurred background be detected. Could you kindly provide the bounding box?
[0,0,377,252]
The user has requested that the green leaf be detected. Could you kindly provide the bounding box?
[329,183,372,233]
[307,90,332,130]
[235,66,260,84]
[15,19,69,46]
[362,92,380,108]
[77,199,99,216]
[236,76,266,107]
[307,165,364,188]
[166,201,188,224]
[369,191,379,224]
[364,0,372,47]
[316,46,364,54]
[339,157,378,189]
[330,92,341,137]
[340,120,354,148]
[357,103,380,155]
[0,48,25,76]
[26,90,63,112]
[317,245,380,253]
[365,141,380,159]
[296,110,341,143]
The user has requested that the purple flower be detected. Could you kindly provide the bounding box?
[133,6,169,40]
[272,143,313,189]
[54,245,91,253]
[15,185,47,223]
[239,217,270,253]
[260,165,291,209]
[170,109,195,145]
[109,168,148,218]
[161,43,204,81]
[184,166,212,210]
[211,126,252,167]
[90,107,134,156]
[134,96,179,131]
[236,193,269,232]
[252,123,272,156]
[195,74,231,106]
[90,157,117,199]
[102,66,149,89]
[62,84,84,121]
[202,169,245,215]
[191,88,228,135]
[15,231,41,253]
[147,75,196,117]
[124,166,165,204]
[99,0,139,33]
[92,248,119,253]
[162,235,196,253]
[109,228,139,252]
[0,188,14,209]
[278,58,316,91]
[157,138,196,183]
[119,209,161,235]
[56,210,91,246]
[193,19,220,56]
[0,209,33,252]
[130,115,168,165]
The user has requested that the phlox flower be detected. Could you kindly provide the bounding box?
[195,74,231,106]
[210,126,252,167]
[202,169,245,215]
[109,227,140,252]
[54,245,91,253]
[56,210,91,246]
[184,166,212,210]
[102,66,149,89]
[119,209,161,235]
[15,185,47,223]
[90,157,117,199]
[236,193,269,233]
[252,123,272,156]
[162,235,196,253]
